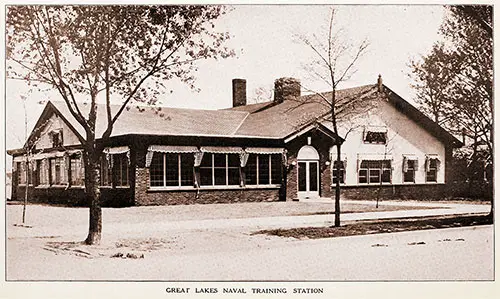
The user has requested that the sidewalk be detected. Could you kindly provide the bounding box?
[107,200,491,235]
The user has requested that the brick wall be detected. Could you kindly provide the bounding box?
[13,185,133,207]
[338,184,446,201]
[134,168,280,205]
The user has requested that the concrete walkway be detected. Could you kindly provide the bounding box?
[108,200,491,234]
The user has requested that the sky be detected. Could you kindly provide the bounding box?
[4,5,447,164]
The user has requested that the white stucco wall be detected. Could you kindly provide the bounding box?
[34,113,81,150]
[331,98,446,186]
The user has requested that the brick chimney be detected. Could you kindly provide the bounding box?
[377,74,383,92]
[232,78,246,107]
[274,77,301,103]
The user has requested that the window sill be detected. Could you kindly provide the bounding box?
[243,185,281,189]
[99,186,130,189]
[149,186,197,192]
[34,185,50,189]
[148,185,281,192]
[49,184,70,188]
[356,182,393,186]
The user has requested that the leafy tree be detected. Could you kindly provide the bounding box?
[408,5,492,214]
[7,5,234,244]
[295,8,370,227]
[408,43,456,127]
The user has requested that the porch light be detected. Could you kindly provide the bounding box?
[325,161,330,166]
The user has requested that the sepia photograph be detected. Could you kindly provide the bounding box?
[2,2,495,296]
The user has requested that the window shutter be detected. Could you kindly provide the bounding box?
[403,156,408,172]
[194,152,204,167]
[239,152,250,167]
[145,150,154,168]
[414,159,419,171]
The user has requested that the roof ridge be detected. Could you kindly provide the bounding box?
[50,100,249,115]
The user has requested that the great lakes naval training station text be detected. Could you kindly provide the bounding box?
[165,287,324,294]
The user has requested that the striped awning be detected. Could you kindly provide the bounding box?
[425,154,440,160]
[104,146,130,155]
[403,154,418,161]
[244,147,284,154]
[147,145,199,153]
[13,156,27,162]
[365,125,388,133]
[357,153,393,161]
[200,146,243,154]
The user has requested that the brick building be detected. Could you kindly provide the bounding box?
[8,77,462,206]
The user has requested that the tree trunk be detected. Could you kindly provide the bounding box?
[84,154,102,245]
[334,143,341,227]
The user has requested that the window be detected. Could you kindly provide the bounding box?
[100,156,112,186]
[17,162,26,185]
[113,153,129,186]
[358,160,391,184]
[200,153,240,186]
[149,153,194,187]
[426,158,438,182]
[50,130,63,148]
[37,160,49,185]
[245,154,282,186]
[403,159,417,183]
[332,160,345,184]
[364,131,387,144]
[70,156,84,186]
[49,157,65,185]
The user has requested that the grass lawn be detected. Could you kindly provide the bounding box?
[254,214,493,240]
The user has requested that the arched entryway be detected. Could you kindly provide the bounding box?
[297,145,320,199]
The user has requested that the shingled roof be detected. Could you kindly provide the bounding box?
[26,82,461,148]
[232,85,376,138]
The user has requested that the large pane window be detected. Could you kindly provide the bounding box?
[50,157,65,185]
[150,153,165,187]
[200,153,240,186]
[165,153,179,186]
[113,154,129,186]
[270,155,282,184]
[180,154,195,186]
[200,154,213,186]
[213,154,227,185]
[149,153,194,187]
[100,156,112,186]
[227,154,240,186]
[17,162,25,185]
[244,154,282,186]
[258,154,270,185]
[358,160,391,184]
[37,160,49,185]
[245,155,257,185]
[70,156,84,186]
